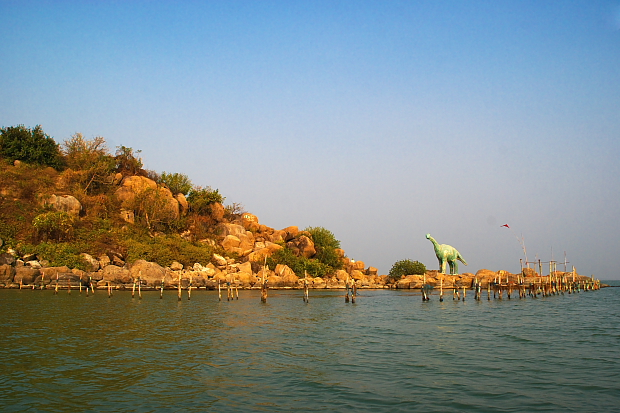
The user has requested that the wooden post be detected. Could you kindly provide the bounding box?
[41,274,45,290]
[462,285,466,301]
[261,256,268,303]
[79,278,83,294]
[132,278,136,298]
[487,280,491,300]
[178,273,182,301]
[90,276,94,294]
[67,278,71,294]
[138,273,142,299]
[345,278,350,303]
[160,276,165,299]
[439,278,444,302]
[188,275,192,301]
[351,282,357,304]
[218,280,222,301]
[107,281,112,298]
[55,272,59,295]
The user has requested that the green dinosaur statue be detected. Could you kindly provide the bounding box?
[426,233,467,275]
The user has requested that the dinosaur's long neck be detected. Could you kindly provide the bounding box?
[429,237,440,253]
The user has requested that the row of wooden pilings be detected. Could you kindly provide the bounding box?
[428,275,602,302]
[24,270,362,304]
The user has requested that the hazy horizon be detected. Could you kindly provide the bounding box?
[2,1,619,278]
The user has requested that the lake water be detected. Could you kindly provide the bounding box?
[1,283,619,412]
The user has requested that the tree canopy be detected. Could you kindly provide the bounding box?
[0,125,64,169]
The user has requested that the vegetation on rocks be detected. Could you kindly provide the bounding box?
[388,259,427,280]
[0,124,367,285]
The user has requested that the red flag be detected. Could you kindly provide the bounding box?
[501,224,510,228]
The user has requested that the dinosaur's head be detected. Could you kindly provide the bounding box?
[425,233,431,239]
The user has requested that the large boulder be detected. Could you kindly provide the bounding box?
[286,235,316,258]
[129,260,166,286]
[0,253,15,266]
[39,194,82,217]
[102,265,132,284]
[176,193,189,216]
[80,253,100,272]
[15,267,40,284]
[0,264,15,282]
[115,176,179,221]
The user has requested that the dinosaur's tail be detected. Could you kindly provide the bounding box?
[458,254,467,265]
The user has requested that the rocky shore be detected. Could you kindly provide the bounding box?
[0,248,598,291]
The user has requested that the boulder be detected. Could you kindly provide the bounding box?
[15,267,40,284]
[102,265,132,284]
[275,264,295,279]
[286,235,316,258]
[475,269,497,281]
[209,202,225,222]
[129,260,166,286]
[0,253,15,266]
[80,253,100,272]
[170,261,184,271]
[212,254,227,267]
[367,267,378,276]
[0,264,15,282]
[176,193,189,216]
[522,267,537,278]
[41,266,71,278]
[350,270,365,281]
[221,235,241,252]
[335,269,349,282]
[115,176,179,221]
[39,194,82,217]
[282,226,299,241]
[218,223,246,238]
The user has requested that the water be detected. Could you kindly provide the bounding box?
[1,285,619,412]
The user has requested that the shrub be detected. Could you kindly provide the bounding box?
[62,133,115,193]
[266,247,332,278]
[187,186,225,214]
[32,211,75,242]
[388,259,427,280]
[122,232,214,268]
[304,226,343,271]
[0,125,64,169]
[115,145,143,175]
[19,242,88,270]
[159,172,192,196]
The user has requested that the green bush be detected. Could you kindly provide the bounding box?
[266,247,332,278]
[304,226,343,271]
[159,172,193,196]
[388,259,427,280]
[0,125,64,169]
[33,211,75,242]
[19,242,88,270]
[187,186,225,214]
[122,232,214,268]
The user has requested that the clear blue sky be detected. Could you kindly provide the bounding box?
[2,1,619,278]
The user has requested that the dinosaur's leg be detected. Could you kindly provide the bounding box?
[438,259,444,273]
[453,260,459,275]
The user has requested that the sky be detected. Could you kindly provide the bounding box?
[2,0,619,278]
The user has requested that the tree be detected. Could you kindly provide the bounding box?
[115,145,143,175]
[62,133,115,193]
[305,226,343,271]
[388,259,427,280]
[0,125,64,169]
[159,172,193,196]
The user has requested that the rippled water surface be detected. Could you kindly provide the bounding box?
[1,285,619,412]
